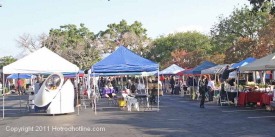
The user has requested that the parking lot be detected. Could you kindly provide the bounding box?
[0,93,275,137]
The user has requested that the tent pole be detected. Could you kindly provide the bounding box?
[157,68,160,112]
[93,69,97,115]
[76,73,79,116]
[2,73,5,119]
[237,71,239,98]
[193,76,194,100]
[146,76,148,95]
[18,73,22,113]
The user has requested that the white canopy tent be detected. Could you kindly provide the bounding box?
[2,47,79,119]
[159,64,184,75]
[3,47,79,74]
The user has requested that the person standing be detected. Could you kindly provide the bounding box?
[199,75,208,108]
[17,79,24,95]
[164,77,170,93]
[188,76,198,100]
[221,65,238,83]
[170,76,175,95]
[207,75,216,102]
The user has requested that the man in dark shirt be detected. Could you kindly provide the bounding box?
[221,65,238,83]
[221,65,238,100]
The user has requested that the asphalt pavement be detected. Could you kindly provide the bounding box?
[0,93,275,137]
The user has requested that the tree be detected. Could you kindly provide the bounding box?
[97,20,151,55]
[256,18,275,58]
[210,5,270,54]
[0,56,17,69]
[16,33,47,56]
[145,31,212,68]
[250,0,275,14]
[16,24,102,70]
[224,37,257,63]
[44,24,101,70]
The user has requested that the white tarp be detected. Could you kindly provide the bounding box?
[3,47,79,74]
[159,64,184,75]
[240,53,275,71]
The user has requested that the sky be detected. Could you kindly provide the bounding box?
[0,0,250,58]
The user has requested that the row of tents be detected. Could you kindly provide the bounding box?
[158,57,257,77]
[3,45,274,80]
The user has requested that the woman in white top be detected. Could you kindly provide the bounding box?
[164,77,170,93]
[207,75,216,101]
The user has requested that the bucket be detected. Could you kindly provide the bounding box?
[119,100,126,107]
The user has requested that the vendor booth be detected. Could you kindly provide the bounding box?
[92,46,160,111]
[2,47,79,118]
[239,53,275,107]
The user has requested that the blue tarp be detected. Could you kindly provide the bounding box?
[7,74,33,79]
[92,46,159,73]
[159,64,185,75]
[230,57,256,69]
[184,61,218,74]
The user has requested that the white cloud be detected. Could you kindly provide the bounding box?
[168,25,211,35]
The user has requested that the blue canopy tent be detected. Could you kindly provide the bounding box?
[159,64,184,75]
[230,57,256,69]
[7,74,34,79]
[228,57,257,79]
[91,46,160,111]
[63,70,85,78]
[92,46,159,73]
[184,61,218,75]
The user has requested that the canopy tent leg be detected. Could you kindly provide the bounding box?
[93,71,97,115]
[18,73,22,113]
[157,68,160,112]
[2,74,5,119]
[237,71,240,100]
[76,74,80,116]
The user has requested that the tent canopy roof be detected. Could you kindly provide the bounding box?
[7,74,35,79]
[3,47,79,74]
[240,53,275,71]
[230,57,256,69]
[201,64,229,74]
[177,68,193,76]
[184,61,218,74]
[92,46,159,73]
[159,64,184,75]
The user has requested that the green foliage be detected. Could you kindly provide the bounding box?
[97,20,151,55]
[210,4,270,54]
[145,31,212,67]
[45,24,100,70]
[0,56,17,69]
[250,0,275,14]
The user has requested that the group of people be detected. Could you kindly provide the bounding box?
[186,75,216,108]
[185,65,238,108]
[161,75,183,95]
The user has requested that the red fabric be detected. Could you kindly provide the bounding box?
[238,92,265,107]
[260,94,273,106]
[247,92,264,103]
[238,92,246,106]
